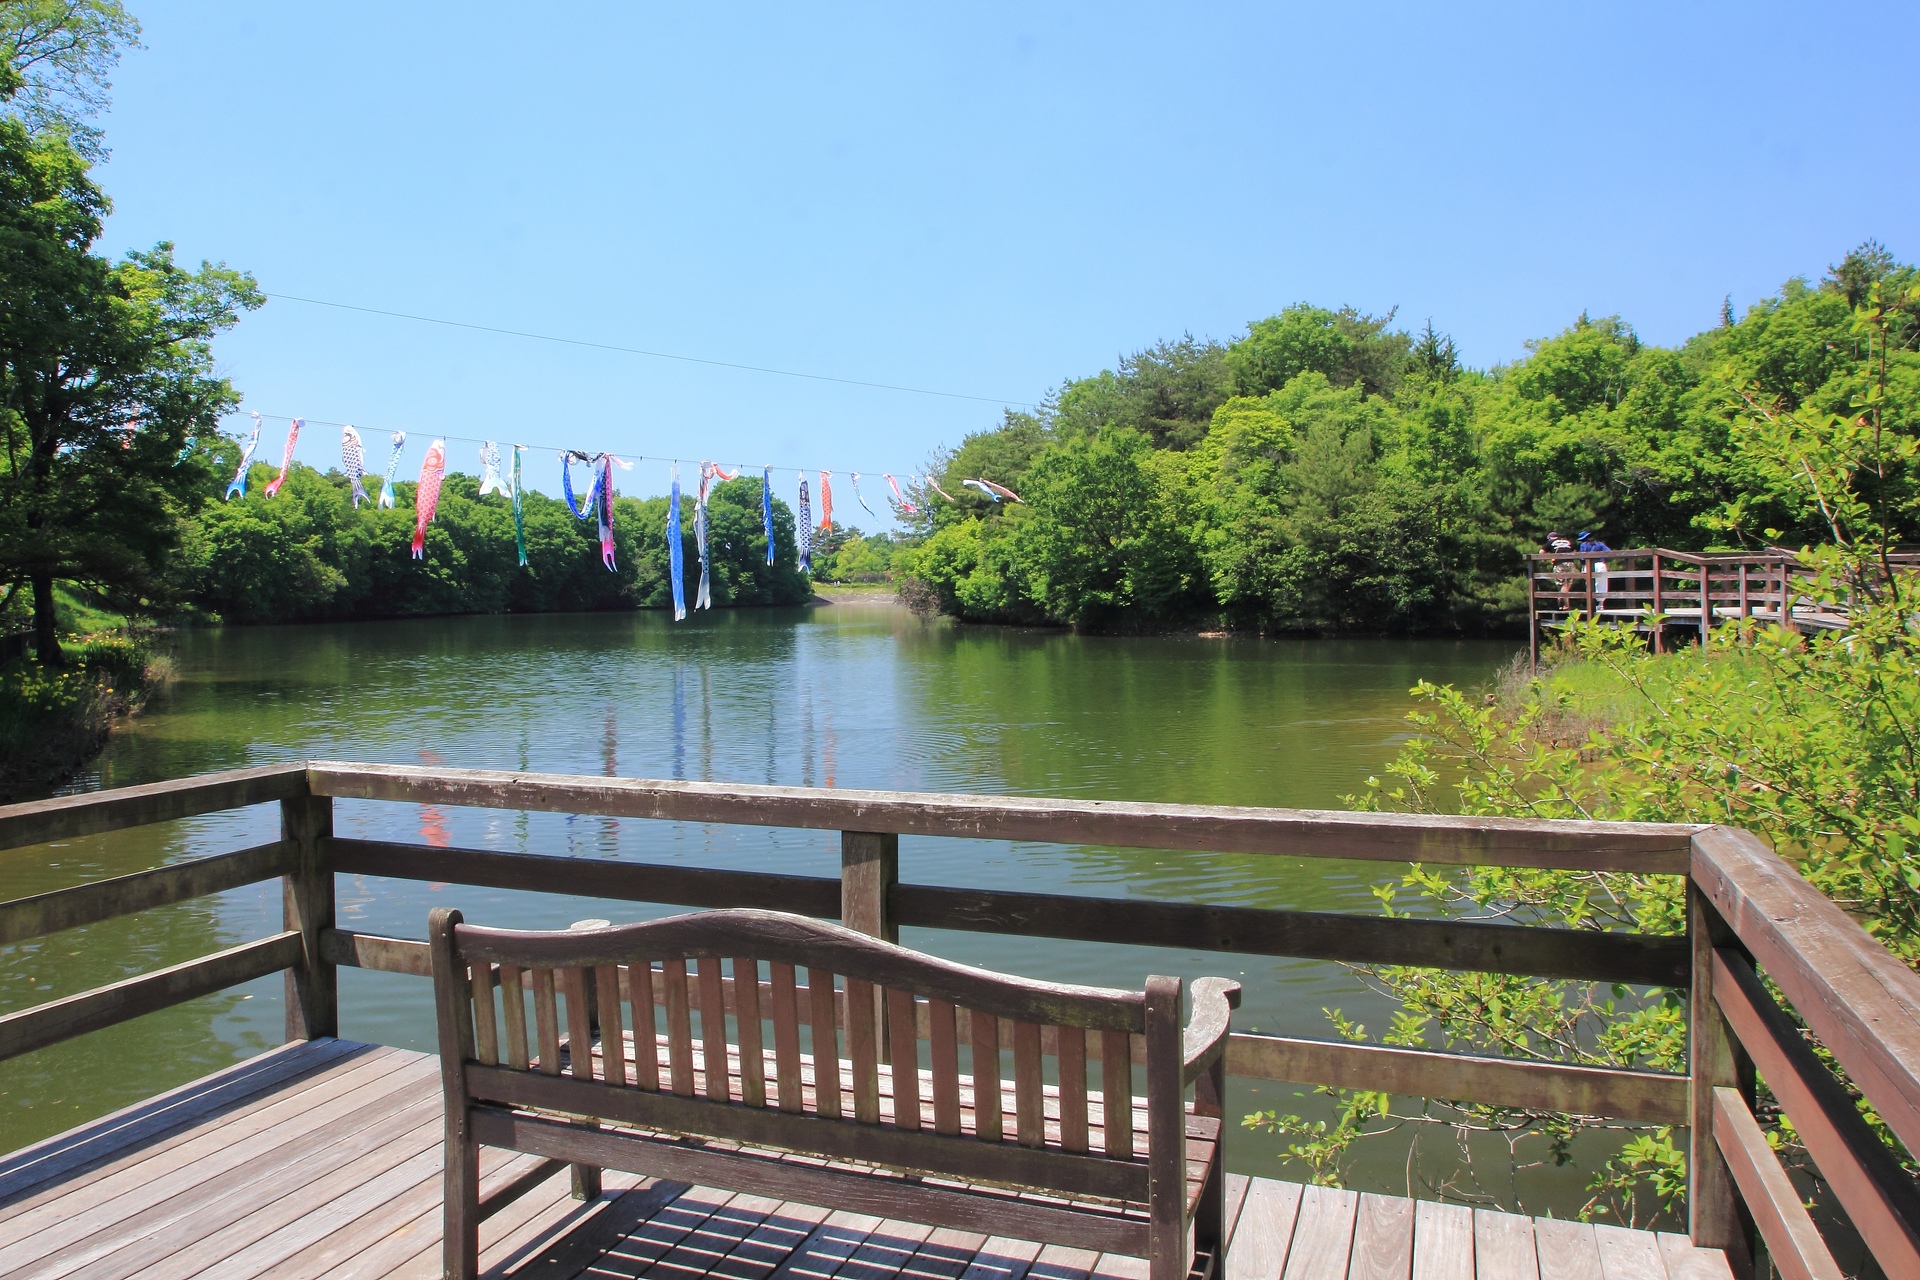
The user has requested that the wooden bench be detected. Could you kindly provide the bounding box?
[428,906,1239,1280]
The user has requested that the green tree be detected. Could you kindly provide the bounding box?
[0,111,259,660]
[0,0,140,156]
[1226,304,1412,400]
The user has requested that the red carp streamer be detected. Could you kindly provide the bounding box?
[410,438,446,559]
[884,473,916,513]
[819,471,833,529]
[264,418,303,497]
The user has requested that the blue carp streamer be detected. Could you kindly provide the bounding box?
[667,465,686,621]
[378,432,406,509]
[762,466,775,565]
[224,412,263,501]
[563,451,595,519]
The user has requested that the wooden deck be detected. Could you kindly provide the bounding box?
[0,1039,1733,1280]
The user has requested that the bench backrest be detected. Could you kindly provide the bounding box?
[428,906,1179,1202]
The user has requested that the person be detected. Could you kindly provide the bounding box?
[1578,531,1612,612]
[1543,531,1576,611]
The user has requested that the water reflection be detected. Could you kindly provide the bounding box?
[1,605,1524,1191]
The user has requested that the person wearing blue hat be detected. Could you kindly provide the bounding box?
[1578,530,1612,611]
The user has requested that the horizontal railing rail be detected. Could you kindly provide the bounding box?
[5,764,1920,1277]
[309,761,1698,873]
[1688,825,1920,1278]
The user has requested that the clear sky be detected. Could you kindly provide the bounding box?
[91,1,1920,518]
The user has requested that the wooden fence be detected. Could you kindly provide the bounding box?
[2,761,1917,1278]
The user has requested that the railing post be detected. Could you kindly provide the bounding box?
[1689,876,1755,1277]
[842,830,898,1062]
[1528,555,1540,667]
[1652,554,1665,653]
[282,790,337,1041]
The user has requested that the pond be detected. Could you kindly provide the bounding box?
[1,600,1539,1200]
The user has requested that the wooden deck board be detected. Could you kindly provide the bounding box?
[0,1039,1733,1280]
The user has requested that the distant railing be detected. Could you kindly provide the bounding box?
[1,763,1917,1277]
[1523,547,1920,663]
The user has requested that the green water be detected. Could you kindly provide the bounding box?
[0,602,1533,1196]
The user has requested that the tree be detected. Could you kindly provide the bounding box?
[0,1,141,158]
[1226,304,1412,400]
[0,112,260,661]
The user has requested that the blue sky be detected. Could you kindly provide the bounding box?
[93,2,1920,520]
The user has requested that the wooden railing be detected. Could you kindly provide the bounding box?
[1,762,1917,1277]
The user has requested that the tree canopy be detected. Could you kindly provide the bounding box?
[898,244,1920,633]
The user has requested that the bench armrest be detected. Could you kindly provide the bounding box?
[1180,976,1241,1087]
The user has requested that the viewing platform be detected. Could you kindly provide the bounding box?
[1522,547,1920,662]
[2,762,1916,1278]
[0,1037,1726,1279]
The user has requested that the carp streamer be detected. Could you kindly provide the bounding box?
[340,426,370,508]
[693,461,739,609]
[851,472,878,519]
[264,418,302,498]
[596,453,616,571]
[667,465,687,620]
[225,412,263,501]
[796,475,812,573]
[818,471,833,530]
[762,466,775,565]
[562,451,595,519]
[379,432,406,509]
[478,442,508,497]
[885,473,916,514]
[410,439,446,559]
[510,446,527,566]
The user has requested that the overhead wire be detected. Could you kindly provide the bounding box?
[263,292,1039,410]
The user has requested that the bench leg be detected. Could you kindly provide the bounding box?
[444,1112,480,1280]
[572,1162,603,1200]
[1192,1157,1224,1269]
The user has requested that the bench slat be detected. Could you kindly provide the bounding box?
[662,959,695,1095]
[596,965,626,1086]
[533,969,562,1076]
[697,958,731,1103]
[889,988,923,1132]
[563,969,594,1083]
[770,961,804,1113]
[1104,1031,1134,1159]
[471,963,500,1067]
[847,977,881,1124]
[735,958,766,1109]
[1060,1027,1089,1154]
[1014,1020,1044,1149]
[930,998,961,1137]
[500,964,530,1070]
[809,967,842,1119]
[973,1010,1003,1143]
[626,964,656,1090]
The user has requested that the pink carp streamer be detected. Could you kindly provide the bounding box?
[924,474,957,502]
[410,439,446,559]
[818,471,833,530]
[963,477,1024,503]
[264,418,303,497]
[884,473,916,513]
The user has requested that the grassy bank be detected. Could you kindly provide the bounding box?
[0,631,171,801]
